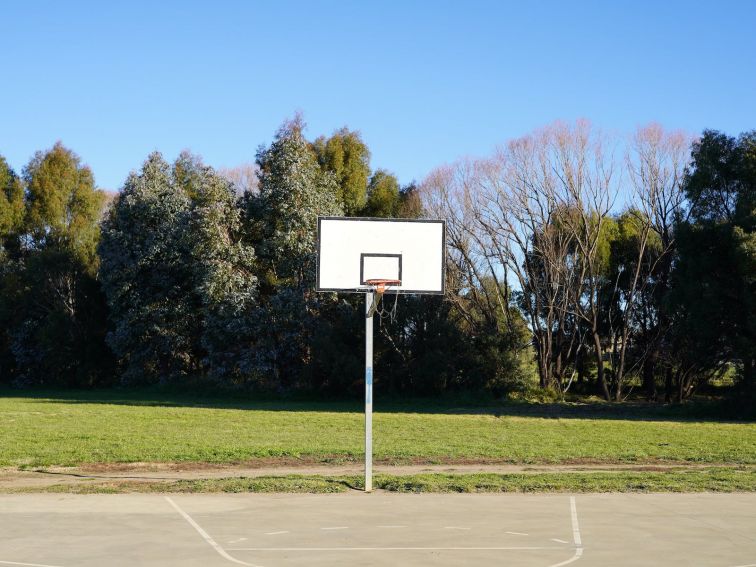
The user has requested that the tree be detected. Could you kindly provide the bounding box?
[218,163,259,196]
[249,116,343,389]
[0,143,112,386]
[99,153,199,384]
[424,122,617,397]
[397,182,424,219]
[23,143,103,264]
[622,125,690,401]
[364,169,400,217]
[0,156,25,381]
[101,151,260,386]
[313,128,370,215]
[672,130,755,394]
[422,157,541,393]
[183,154,259,383]
[0,156,24,259]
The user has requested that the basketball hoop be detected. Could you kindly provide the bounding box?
[315,217,446,493]
[365,278,401,319]
[365,278,401,294]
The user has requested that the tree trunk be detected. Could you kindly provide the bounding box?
[593,331,611,401]
[664,365,673,403]
[535,336,549,390]
[676,367,685,404]
[642,352,657,401]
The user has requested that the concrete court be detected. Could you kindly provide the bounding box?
[0,493,755,567]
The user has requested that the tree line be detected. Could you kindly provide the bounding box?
[0,118,753,405]
[423,121,754,404]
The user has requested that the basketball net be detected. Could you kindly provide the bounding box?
[365,279,401,321]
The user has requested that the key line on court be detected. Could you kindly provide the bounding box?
[164,496,263,567]
[545,496,583,567]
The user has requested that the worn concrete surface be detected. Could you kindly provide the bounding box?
[0,493,754,566]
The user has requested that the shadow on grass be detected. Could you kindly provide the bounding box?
[0,387,745,423]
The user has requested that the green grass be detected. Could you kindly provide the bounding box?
[1,389,755,467]
[10,469,756,494]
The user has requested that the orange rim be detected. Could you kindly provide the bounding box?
[365,279,401,293]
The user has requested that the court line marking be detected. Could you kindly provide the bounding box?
[0,561,67,567]
[228,546,565,552]
[729,564,756,567]
[506,531,528,536]
[264,531,289,536]
[164,496,263,567]
[551,539,569,544]
[445,526,471,530]
[545,496,583,567]
[320,526,349,530]
[570,496,582,546]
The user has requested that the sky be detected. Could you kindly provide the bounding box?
[1,0,755,190]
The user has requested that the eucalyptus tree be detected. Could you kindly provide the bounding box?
[249,116,343,389]
[99,153,198,384]
[182,153,259,383]
[0,156,24,261]
[0,156,24,381]
[313,127,370,215]
[2,143,111,386]
[364,169,401,217]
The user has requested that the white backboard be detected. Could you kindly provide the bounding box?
[316,217,445,294]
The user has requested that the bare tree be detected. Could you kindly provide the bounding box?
[422,121,697,402]
[623,124,692,400]
[423,122,613,394]
[422,160,512,338]
[527,122,616,399]
[475,129,586,392]
[218,163,259,196]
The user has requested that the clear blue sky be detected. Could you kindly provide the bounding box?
[1,0,754,190]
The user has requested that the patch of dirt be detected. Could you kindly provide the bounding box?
[0,460,751,491]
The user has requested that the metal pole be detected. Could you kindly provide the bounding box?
[365,291,373,493]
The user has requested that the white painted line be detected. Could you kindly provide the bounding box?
[551,539,569,544]
[505,531,529,536]
[320,526,349,530]
[0,561,67,567]
[570,496,582,546]
[545,496,584,567]
[164,496,262,567]
[228,538,248,544]
[444,526,472,530]
[729,564,756,567]
[228,546,565,552]
[547,547,583,567]
[264,531,289,536]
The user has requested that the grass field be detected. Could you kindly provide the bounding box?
[1,389,755,468]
